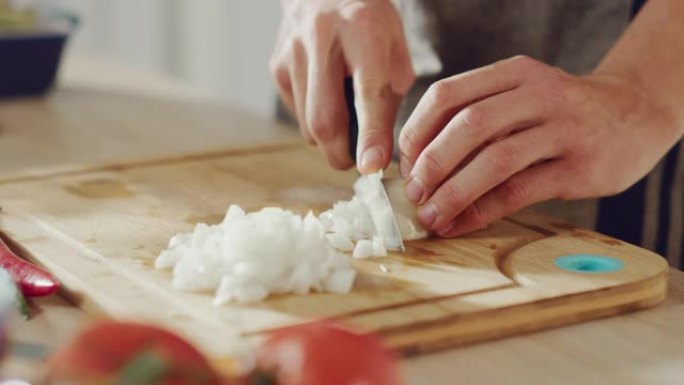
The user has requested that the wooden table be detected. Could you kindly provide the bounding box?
[1,55,683,384]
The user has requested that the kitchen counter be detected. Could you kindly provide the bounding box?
[1,54,683,384]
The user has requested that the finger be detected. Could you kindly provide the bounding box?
[417,125,563,232]
[270,26,296,118]
[406,87,548,204]
[343,25,398,174]
[305,36,354,169]
[438,161,563,237]
[399,55,542,174]
[289,41,312,143]
[353,75,401,174]
[390,33,416,96]
[272,61,296,119]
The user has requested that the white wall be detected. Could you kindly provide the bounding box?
[51,0,281,117]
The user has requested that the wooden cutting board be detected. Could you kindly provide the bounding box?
[0,143,668,358]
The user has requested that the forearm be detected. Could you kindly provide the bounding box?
[596,0,684,140]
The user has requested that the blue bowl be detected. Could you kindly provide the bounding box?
[0,11,77,97]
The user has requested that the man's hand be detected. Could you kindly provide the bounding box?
[271,0,415,173]
[399,55,681,237]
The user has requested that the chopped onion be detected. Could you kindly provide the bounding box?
[352,240,374,259]
[156,205,356,304]
[157,171,426,304]
[325,233,354,251]
[372,235,387,257]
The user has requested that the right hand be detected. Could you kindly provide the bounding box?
[271,0,415,173]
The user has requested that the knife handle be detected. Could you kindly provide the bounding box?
[345,77,359,162]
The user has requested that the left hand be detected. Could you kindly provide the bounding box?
[399,55,680,237]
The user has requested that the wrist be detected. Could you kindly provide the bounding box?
[591,68,684,141]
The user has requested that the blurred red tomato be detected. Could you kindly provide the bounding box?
[246,321,401,385]
[45,321,222,385]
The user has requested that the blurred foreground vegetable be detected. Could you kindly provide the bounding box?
[45,321,223,385]
[44,320,401,385]
[246,321,401,385]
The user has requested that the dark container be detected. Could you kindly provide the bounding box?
[0,11,77,97]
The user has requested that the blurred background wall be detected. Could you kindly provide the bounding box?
[50,0,281,117]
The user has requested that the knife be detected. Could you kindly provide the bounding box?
[345,78,406,252]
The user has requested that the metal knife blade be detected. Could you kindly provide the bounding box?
[380,179,406,251]
[352,172,406,252]
[346,77,405,252]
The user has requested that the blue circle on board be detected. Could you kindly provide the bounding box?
[554,254,625,274]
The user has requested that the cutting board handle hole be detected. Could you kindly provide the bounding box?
[554,254,625,274]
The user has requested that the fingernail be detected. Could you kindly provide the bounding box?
[418,202,439,227]
[360,146,383,173]
[400,157,412,178]
[404,176,424,204]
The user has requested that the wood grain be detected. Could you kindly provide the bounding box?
[0,87,298,184]
[0,144,669,359]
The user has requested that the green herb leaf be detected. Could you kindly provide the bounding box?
[15,289,29,320]
[0,267,29,320]
[117,350,169,385]
[249,371,277,385]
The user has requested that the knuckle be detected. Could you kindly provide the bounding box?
[398,127,417,156]
[357,80,392,101]
[268,57,280,75]
[417,150,446,183]
[288,39,306,63]
[305,12,337,47]
[311,11,335,31]
[270,63,289,86]
[510,54,541,71]
[307,112,339,142]
[348,5,383,28]
[538,73,577,104]
[487,143,520,175]
[358,123,389,141]
[555,77,582,104]
[458,106,488,138]
[464,202,487,230]
[440,182,469,209]
[556,160,592,200]
[426,80,453,106]
[497,179,529,208]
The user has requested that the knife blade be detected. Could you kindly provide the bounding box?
[345,78,405,252]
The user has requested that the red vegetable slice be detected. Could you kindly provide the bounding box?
[0,236,59,297]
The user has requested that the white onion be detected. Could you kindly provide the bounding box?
[352,240,374,259]
[156,171,426,304]
[325,233,354,251]
[156,205,356,304]
[372,235,387,257]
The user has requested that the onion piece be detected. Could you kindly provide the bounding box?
[372,236,387,257]
[325,233,354,252]
[353,240,374,259]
